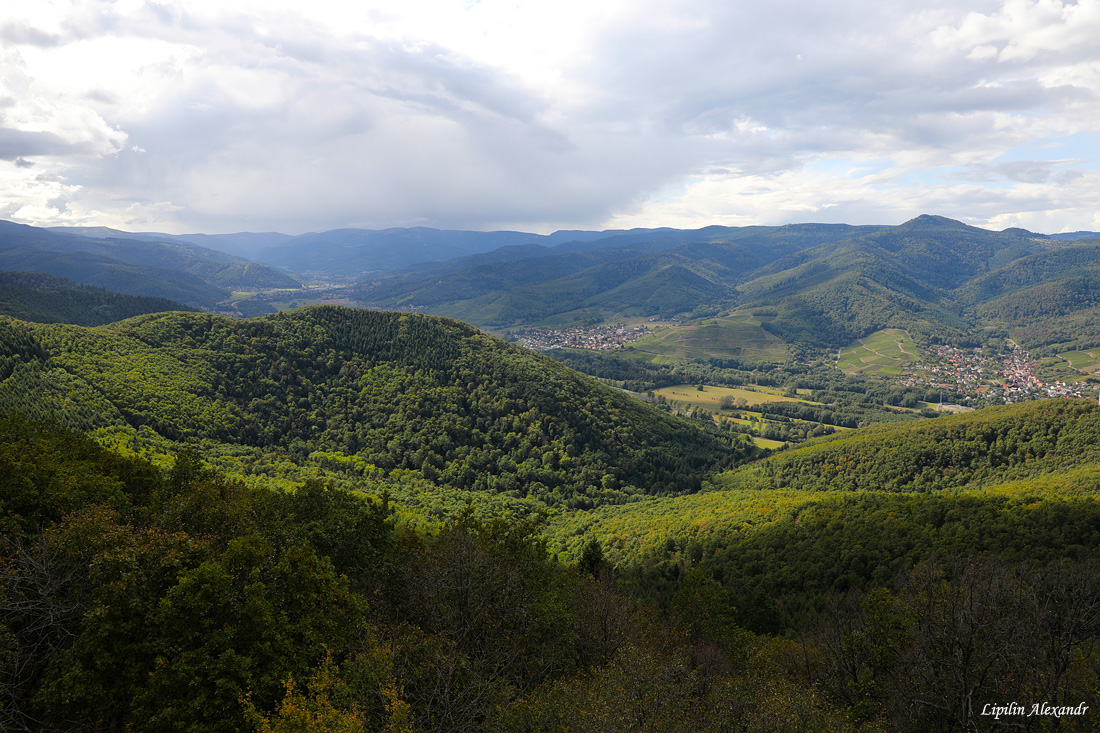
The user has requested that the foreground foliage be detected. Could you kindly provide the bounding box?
[3,400,1100,730]
[0,415,856,732]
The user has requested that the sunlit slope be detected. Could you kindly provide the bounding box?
[547,398,1100,632]
[628,312,789,362]
[550,398,1100,559]
[720,398,1100,493]
[836,328,921,375]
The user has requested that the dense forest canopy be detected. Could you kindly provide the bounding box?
[0,270,193,326]
[0,307,754,508]
[6,398,1100,730]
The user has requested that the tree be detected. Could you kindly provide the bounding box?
[577,537,607,579]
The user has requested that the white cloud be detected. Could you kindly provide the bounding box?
[0,0,1098,234]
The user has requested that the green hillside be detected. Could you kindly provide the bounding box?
[954,242,1100,351]
[629,312,789,361]
[0,414,867,732]
[733,216,1037,347]
[536,398,1100,730]
[352,215,1100,355]
[356,249,637,307]
[0,271,193,326]
[0,220,298,308]
[0,248,229,307]
[959,240,1100,304]
[0,307,754,507]
[357,225,878,329]
[416,252,742,327]
[7,216,1100,731]
[837,329,921,375]
[5,315,1100,730]
[722,398,1100,494]
[553,399,1100,592]
[751,270,966,347]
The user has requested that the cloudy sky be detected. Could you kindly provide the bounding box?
[1,0,1098,235]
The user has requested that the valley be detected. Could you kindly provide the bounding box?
[5,215,1100,731]
[11,1,1100,727]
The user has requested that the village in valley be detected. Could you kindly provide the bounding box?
[513,323,651,351]
[511,318,1100,407]
[900,343,1100,403]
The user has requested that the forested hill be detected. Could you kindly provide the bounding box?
[0,271,193,326]
[558,398,1100,662]
[0,306,754,506]
[0,219,298,308]
[353,223,881,326]
[722,397,1100,494]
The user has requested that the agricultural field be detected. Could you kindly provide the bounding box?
[652,383,815,412]
[836,328,921,375]
[1059,349,1100,375]
[627,312,790,362]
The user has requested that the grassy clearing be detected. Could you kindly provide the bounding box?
[628,312,789,362]
[752,436,786,450]
[653,383,815,411]
[837,329,921,375]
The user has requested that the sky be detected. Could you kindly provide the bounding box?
[1,0,1099,236]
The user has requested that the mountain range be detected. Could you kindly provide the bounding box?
[12,215,1100,358]
[1,220,297,308]
[49,224,683,278]
[4,303,1100,729]
[347,216,1100,352]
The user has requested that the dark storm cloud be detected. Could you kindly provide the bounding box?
[0,127,88,161]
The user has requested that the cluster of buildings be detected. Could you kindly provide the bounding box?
[514,323,650,351]
[900,344,1098,403]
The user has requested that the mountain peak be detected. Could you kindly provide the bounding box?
[898,214,968,230]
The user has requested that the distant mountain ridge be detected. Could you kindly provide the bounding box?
[30,216,1100,353]
[3,220,298,307]
[349,215,1100,351]
[0,270,192,326]
[48,225,296,259]
[354,223,884,325]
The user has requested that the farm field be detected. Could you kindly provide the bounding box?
[837,328,921,375]
[653,383,816,412]
[1060,349,1100,374]
[628,312,790,362]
